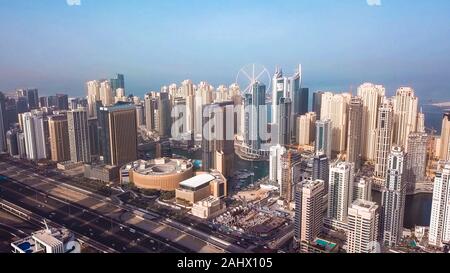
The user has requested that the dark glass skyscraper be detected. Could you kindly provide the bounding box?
[279,97,292,146]
[313,91,324,120]
[244,82,266,151]
[0,92,6,152]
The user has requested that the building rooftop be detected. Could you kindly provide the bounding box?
[180,173,215,189]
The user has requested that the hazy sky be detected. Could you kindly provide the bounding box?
[1,0,450,100]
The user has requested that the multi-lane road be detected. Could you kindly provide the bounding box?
[0,156,248,253]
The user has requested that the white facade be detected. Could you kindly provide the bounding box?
[269,144,286,188]
[22,112,47,161]
[327,162,354,223]
[347,200,379,253]
[354,177,372,202]
[374,99,394,179]
[297,112,316,145]
[357,83,385,162]
[99,80,113,106]
[429,164,450,247]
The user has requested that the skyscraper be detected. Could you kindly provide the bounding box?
[327,162,354,223]
[158,92,172,137]
[55,94,69,110]
[357,83,385,161]
[320,92,351,153]
[393,87,418,148]
[100,80,114,107]
[294,179,325,250]
[381,146,407,247]
[144,92,157,132]
[110,74,125,93]
[244,81,266,151]
[315,119,332,159]
[429,164,450,248]
[98,103,137,166]
[6,129,19,157]
[0,92,6,152]
[22,111,48,161]
[439,112,450,161]
[296,112,316,146]
[347,200,380,253]
[87,80,101,118]
[48,115,70,162]
[374,99,394,179]
[269,144,286,185]
[202,101,234,176]
[417,108,425,133]
[406,132,428,193]
[67,108,91,163]
[280,150,302,203]
[312,91,324,121]
[272,68,288,125]
[25,89,39,110]
[278,97,292,146]
[346,97,363,171]
[353,177,372,202]
[312,153,329,193]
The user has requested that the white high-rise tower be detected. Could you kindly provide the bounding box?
[429,164,450,248]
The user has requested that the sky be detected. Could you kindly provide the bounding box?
[1,0,450,101]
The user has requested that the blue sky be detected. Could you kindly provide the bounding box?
[1,0,450,100]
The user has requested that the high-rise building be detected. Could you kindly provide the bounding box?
[16,96,29,114]
[294,179,325,250]
[158,92,172,137]
[347,200,380,253]
[99,80,114,107]
[417,108,425,133]
[144,92,157,132]
[296,112,316,146]
[110,74,125,93]
[315,119,332,159]
[320,92,351,153]
[22,111,48,160]
[98,103,137,166]
[87,80,101,118]
[0,92,6,152]
[55,94,69,110]
[48,115,70,162]
[346,97,363,171]
[280,150,302,203]
[269,145,286,185]
[406,132,428,193]
[357,83,385,161]
[25,89,39,110]
[67,108,91,163]
[272,68,288,125]
[327,162,354,223]
[393,87,418,148]
[202,101,234,177]
[244,81,266,151]
[429,164,450,248]
[381,146,407,247]
[374,99,394,179]
[312,152,329,191]
[439,112,450,161]
[353,177,372,202]
[88,118,99,160]
[278,97,292,146]
[312,91,324,121]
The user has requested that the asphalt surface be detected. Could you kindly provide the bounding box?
[0,156,243,253]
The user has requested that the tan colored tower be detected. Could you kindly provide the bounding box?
[393,87,418,148]
[48,115,70,162]
[439,112,450,161]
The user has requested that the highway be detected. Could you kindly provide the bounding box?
[0,157,248,253]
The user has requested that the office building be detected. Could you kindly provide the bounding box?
[67,108,91,164]
[278,97,292,146]
[381,146,407,247]
[110,74,125,93]
[429,164,450,248]
[48,115,71,162]
[98,103,137,166]
[269,144,286,186]
[158,92,172,137]
[347,200,380,253]
[312,153,329,192]
[315,119,332,159]
[6,129,19,156]
[357,83,385,161]
[244,81,266,151]
[144,92,157,132]
[346,97,363,171]
[312,91,324,120]
[272,67,288,125]
[294,179,325,250]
